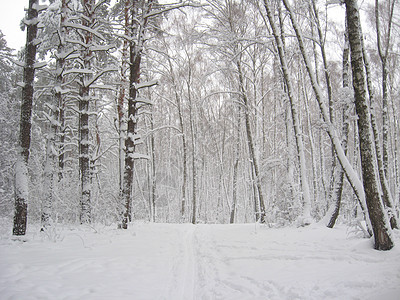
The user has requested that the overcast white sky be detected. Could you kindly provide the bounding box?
[0,0,27,51]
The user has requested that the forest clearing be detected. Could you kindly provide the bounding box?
[1,221,400,299]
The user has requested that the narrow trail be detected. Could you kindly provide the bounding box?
[182,225,196,299]
[165,225,198,300]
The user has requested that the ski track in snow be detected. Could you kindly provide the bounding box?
[0,222,400,300]
[166,225,197,300]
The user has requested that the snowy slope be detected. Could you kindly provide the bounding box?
[0,222,399,300]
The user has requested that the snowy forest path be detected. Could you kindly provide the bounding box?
[181,225,196,299]
[1,223,399,299]
[165,224,220,300]
[165,225,198,300]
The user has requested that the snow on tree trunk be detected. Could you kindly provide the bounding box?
[41,138,56,230]
[56,0,67,181]
[236,58,266,223]
[361,28,398,230]
[278,0,373,233]
[121,41,140,229]
[264,1,311,226]
[230,106,241,224]
[42,0,69,230]
[166,55,188,221]
[13,0,40,236]
[345,0,393,250]
[78,0,94,224]
[375,0,395,179]
[327,26,351,228]
[187,65,197,225]
[118,0,130,201]
[178,96,188,221]
[122,0,155,229]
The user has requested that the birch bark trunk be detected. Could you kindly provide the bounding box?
[345,0,393,250]
[264,1,312,225]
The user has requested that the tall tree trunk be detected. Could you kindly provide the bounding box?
[121,0,154,229]
[345,0,393,250]
[42,0,68,230]
[118,0,130,201]
[41,129,56,230]
[311,0,342,219]
[361,26,398,229]
[79,0,94,224]
[57,0,67,181]
[236,59,266,223]
[375,0,396,178]
[327,27,351,228]
[188,69,197,224]
[178,97,188,221]
[277,0,373,233]
[121,27,141,229]
[149,94,156,222]
[13,0,39,235]
[230,106,241,224]
[264,1,312,225]
[167,56,187,221]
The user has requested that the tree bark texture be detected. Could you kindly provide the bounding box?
[79,0,94,224]
[13,0,39,236]
[122,0,154,228]
[279,0,373,234]
[375,0,396,178]
[121,38,140,229]
[345,0,393,250]
[361,26,398,229]
[327,28,351,228]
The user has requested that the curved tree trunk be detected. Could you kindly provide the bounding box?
[264,1,311,225]
[327,25,351,228]
[277,0,373,234]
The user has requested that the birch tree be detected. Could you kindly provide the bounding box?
[345,0,393,249]
[327,25,351,228]
[263,0,312,225]
[274,0,371,231]
[375,0,396,178]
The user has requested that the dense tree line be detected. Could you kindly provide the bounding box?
[1,0,399,250]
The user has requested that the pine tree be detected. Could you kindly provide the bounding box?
[13,0,42,235]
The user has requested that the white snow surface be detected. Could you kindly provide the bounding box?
[1,222,399,300]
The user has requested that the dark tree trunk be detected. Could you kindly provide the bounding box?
[230,106,241,224]
[118,0,130,199]
[121,0,154,229]
[56,0,67,181]
[236,59,265,223]
[13,0,39,236]
[345,0,393,250]
[327,27,351,228]
[361,27,398,230]
[79,0,94,224]
[122,43,141,229]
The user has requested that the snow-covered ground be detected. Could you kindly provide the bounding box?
[1,222,399,300]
